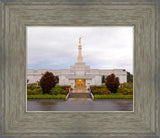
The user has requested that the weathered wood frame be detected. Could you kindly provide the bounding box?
[1,1,159,137]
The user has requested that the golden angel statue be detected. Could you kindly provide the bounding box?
[79,37,81,44]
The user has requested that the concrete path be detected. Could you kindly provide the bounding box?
[68,98,92,101]
[27,99,133,111]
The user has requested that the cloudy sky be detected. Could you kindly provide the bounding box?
[27,27,133,73]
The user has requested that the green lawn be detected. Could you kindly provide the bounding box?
[27,94,133,99]
[27,95,66,99]
[94,95,133,99]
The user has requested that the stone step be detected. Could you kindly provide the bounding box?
[69,93,91,98]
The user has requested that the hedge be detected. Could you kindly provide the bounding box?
[50,87,68,95]
[90,85,106,89]
[27,95,66,99]
[94,95,133,99]
[56,85,70,89]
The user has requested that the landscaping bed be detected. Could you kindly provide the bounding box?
[27,83,133,99]
[27,83,70,95]
[90,83,133,95]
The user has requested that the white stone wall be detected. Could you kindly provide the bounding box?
[59,76,68,85]
[91,76,101,85]
[115,74,127,83]
[27,74,42,84]
[99,69,127,84]
[27,68,127,85]
[69,80,75,88]
[86,80,92,88]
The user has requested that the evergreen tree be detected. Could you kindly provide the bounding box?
[102,75,106,83]
[127,72,133,83]
[55,76,59,83]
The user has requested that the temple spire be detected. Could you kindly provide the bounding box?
[77,37,83,62]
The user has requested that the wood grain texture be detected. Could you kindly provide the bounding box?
[1,1,159,137]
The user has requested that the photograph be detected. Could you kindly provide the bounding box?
[1,1,159,137]
[27,27,133,111]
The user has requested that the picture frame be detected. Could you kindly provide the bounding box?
[1,1,159,137]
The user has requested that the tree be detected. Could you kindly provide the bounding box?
[102,75,106,84]
[55,76,59,84]
[40,71,57,94]
[127,72,133,83]
[105,73,120,93]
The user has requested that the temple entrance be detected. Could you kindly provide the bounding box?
[75,79,86,88]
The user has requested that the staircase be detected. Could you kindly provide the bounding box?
[69,93,91,98]
[66,89,94,100]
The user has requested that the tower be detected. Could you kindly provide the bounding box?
[77,37,83,62]
[70,37,90,74]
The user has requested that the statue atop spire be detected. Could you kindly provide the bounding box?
[79,37,81,44]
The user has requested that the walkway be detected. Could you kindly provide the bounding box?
[27,99,133,111]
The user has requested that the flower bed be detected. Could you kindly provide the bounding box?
[117,83,133,95]
[90,83,133,95]
[27,84,69,95]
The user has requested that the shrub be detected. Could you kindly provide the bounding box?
[49,87,68,95]
[92,88,111,95]
[117,87,124,93]
[50,87,62,95]
[92,90,101,95]
[54,86,62,89]
[117,87,133,95]
[27,88,43,95]
[100,88,111,95]
[105,73,120,93]
[27,83,38,90]
[120,82,133,89]
[58,85,70,89]
[40,71,57,94]
[32,88,43,95]
[90,85,106,89]
[128,88,133,95]
[27,89,34,95]
[61,90,68,95]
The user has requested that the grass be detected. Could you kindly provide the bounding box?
[27,95,66,99]
[94,95,133,99]
[27,94,133,99]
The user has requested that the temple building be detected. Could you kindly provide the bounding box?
[27,38,127,88]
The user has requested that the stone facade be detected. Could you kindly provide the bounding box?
[27,41,127,88]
